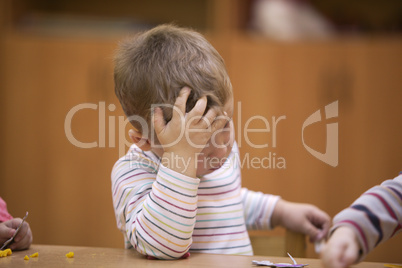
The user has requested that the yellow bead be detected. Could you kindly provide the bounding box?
[66,251,74,258]
[30,252,39,258]
[5,249,12,256]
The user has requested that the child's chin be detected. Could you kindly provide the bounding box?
[197,167,220,177]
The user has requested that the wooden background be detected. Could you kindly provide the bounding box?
[0,0,401,263]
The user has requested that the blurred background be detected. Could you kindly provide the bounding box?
[0,0,401,263]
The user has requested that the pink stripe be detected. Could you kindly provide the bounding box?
[113,172,150,196]
[391,224,402,237]
[153,192,197,212]
[365,193,397,220]
[138,220,189,254]
[128,193,148,206]
[255,196,268,228]
[192,230,247,237]
[198,183,240,196]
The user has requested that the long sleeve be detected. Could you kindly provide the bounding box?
[331,173,402,260]
[111,146,200,259]
[0,197,13,223]
[241,189,280,230]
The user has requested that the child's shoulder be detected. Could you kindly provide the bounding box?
[112,144,160,178]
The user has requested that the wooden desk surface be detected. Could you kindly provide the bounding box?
[0,244,388,267]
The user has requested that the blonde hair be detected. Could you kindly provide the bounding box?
[114,24,232,134]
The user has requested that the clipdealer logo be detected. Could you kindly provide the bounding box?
[64,100,339,168]
[302,101,338,167]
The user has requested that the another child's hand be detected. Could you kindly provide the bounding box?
[321,226,360,268]
[272,200,331,242]
[0,219,33,250]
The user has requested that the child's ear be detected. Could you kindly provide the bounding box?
[128,129,151,151]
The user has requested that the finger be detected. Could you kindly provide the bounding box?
[153,107,166,134]
[172,87,191,121]
[0,223,14,241]
[309,208,331,241]
[16,229,32,250]
[187,96,208,119]
[4,218,21,229]
[10,222,32,250]
[211,111,229,132]
[198,107,218,128]
[304,221,321,242]
[23,226,33,249]
[13,222,28,243]
[318,219,331,240]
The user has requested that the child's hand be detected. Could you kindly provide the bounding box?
[0,218,33,250]
[321,226,360,268]
[272,200,331,242]
[153,87,227,176]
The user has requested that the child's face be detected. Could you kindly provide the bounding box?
[195,99,234,177]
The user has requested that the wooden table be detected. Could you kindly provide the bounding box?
[0,244,389,267]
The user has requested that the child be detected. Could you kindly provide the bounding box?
[321,172,402,268]
[112,24,330,259]
[0,197,32,250]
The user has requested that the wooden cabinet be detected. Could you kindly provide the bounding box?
[227,34,402,261]
[0,33,125,247]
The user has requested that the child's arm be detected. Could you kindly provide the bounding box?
[320,226,360,268]
[240,188,330,241]
[112,154,198,259]
[271,199,331,242]
[112,88,227,259]
[321,173,402,267]
[241,188,281,230]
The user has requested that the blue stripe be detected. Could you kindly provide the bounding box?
[190,243,251,251]
[159,167,199,185]
[388,186,402,201]
[146,202,194,227]
[198,201,242,209]
[149,194,196,220]
[198,174,239,189]
[113,164,154,192]
[199,154,235,182]
[115,182,153,210]
[352,204,383,246]
[143,214,191,241]
[196,216,244,222]
[136,230,174,259]
[194,223,244,230]
[201,163,236,183]
[156,181,196,198]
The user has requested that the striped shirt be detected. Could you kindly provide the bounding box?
[111,142,279,259]
[331,173,402,261]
